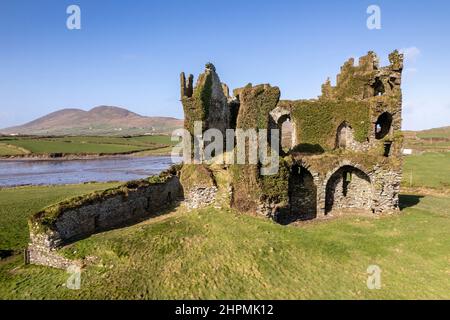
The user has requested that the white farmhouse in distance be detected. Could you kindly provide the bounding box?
[402,148,413,155]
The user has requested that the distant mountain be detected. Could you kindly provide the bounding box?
[0,106,183,136]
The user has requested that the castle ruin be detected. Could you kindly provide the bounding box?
[180,51,404,222]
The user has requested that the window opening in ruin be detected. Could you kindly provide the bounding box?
[383,142,392,157]
[298,166,304,184]
[373,78,385,96]
[279,116,293,152]
[375,112,393,139]
[342,171,352,197]
[335,121,354,149]
[325,166,372,214]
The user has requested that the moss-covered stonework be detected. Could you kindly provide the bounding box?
[180,63,230,137]
[27,167,183,268]
[289,99,371,150]
[279,50,404,154]
[230,84,285,214]
[179,51,404,221]
[235,84,281,130]
[30,166,180,232]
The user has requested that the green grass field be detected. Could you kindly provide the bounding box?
[0,183,120,253]
[0,194,449,299]
[0,135,175,156]
[0,155,449,299]
[402,152,450,188]
[0,143,27,156]
[403,127,450,153]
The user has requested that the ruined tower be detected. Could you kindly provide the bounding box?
[180,63,232,137]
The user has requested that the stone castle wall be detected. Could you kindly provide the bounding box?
[184,186,218,210]
[179,51,403,222]
[28,175,183,269]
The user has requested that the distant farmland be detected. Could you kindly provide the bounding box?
[0,135,176,157]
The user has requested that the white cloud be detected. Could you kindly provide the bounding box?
[400,47,421,63]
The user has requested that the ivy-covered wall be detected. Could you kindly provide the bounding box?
[180,70,213,135]
[231,84,289,214]
[235,84,280,130]
[289,99,371,152]
[283,50,404,155]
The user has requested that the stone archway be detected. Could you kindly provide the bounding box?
[325,165,372,214]
[288,164,317,222]
[269,106,296,152]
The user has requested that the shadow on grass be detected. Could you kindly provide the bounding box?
[275,212,317,226]
[399,194,424,210]
[0,249,14,260]
[62,200,183,247]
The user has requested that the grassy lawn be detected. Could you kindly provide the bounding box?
[0,135,175,156]
[402,152,450,188]
[0,143,27,156]
[6,140,149,154]
[0,183,120,252]
[0,194,449,300]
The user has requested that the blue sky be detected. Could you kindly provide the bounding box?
[0,0,449,130]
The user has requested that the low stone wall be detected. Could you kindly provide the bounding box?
[28,173,182,269]
[371,166,402,213]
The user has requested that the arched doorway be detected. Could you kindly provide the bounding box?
[325,165,372,214]
[375,112,393,139]
[335,121,355,149]
[288,165,317,222]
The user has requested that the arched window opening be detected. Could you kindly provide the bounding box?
[278,115,293,152]
[335,121,355,149]
[375,112,393,139]
[373,78,385,96]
